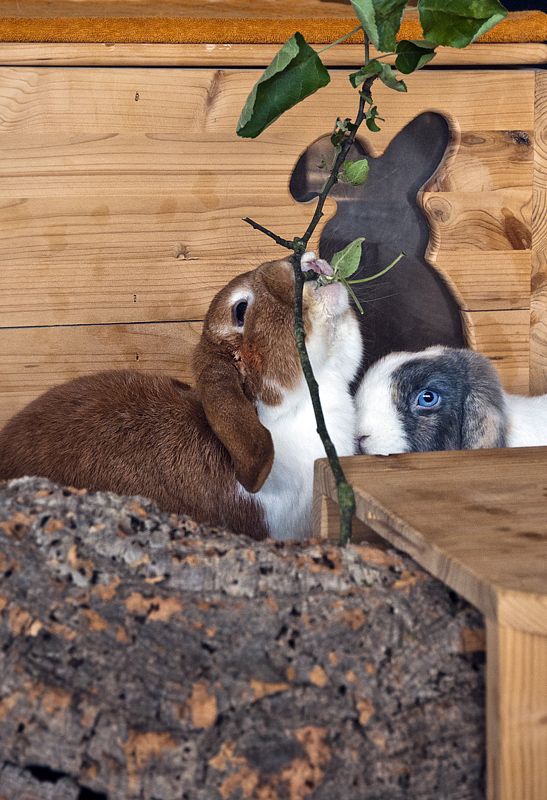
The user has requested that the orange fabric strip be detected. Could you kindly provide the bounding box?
[0,10,545,45]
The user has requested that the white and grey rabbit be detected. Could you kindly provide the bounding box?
[355,345,547,455]
[0,253,361,541]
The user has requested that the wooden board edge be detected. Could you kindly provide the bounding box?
[313,457,499,621]
[0,42,545,67]
[531,69,547,394]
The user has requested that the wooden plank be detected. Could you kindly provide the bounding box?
[422,190,532,252]
[0,66,537,406]
[487,621,547,800]
[0,68,535,137]
[0,128,531,190]
[466,309,530,393]
[312,494,388,547]
[433,252,531,312]
[314,448,547,629]
[0,42,545,68]
[427,129,534,193]
[0,191,319,327]
[0,68,536,333]
[0,320,202,427]
[531,70,547,394]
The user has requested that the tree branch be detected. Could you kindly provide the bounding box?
[245,36,377,545]
[242,217,294,250]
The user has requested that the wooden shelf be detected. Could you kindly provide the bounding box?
[314,447,547,800]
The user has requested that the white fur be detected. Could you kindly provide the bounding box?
[255,274,362,541]
[504,393,547,447]
[354,351,412,455]
[355,348,450,455]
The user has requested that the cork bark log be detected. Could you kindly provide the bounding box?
[0,476,486,800]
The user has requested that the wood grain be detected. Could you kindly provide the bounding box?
[531,70,547,394]
[0,65,540,412]
[426,129,534,193]
[0,68,535,137]
[422,190,532,252]
[432,252,531,312]
[487,621,547,800]
[465,309,530,393]
[0,321,202,426]
[0,190,318,327]
[0,42,545,68]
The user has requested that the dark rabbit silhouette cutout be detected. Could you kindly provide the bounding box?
[290,112,465,384]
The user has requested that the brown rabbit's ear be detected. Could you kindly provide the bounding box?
[196,358,274,493]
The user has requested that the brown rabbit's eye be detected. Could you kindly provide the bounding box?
[233,300,248,328]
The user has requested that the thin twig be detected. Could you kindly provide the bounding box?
[242,217,294,250]
[245,32,376,545]
[301,93,369,248]
[316,25,363,54]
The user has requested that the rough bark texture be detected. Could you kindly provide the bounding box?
[0,477,486,800]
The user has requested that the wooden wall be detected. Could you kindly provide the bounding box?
[0,62,545,426]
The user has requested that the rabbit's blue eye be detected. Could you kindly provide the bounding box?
[417,389,440,408]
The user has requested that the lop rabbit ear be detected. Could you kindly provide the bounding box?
[460,353,507,449]
[196,357,274,493]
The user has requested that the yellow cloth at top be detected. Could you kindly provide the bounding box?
[0,10,545,45]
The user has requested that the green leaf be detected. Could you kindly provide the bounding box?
[331,237,366,279]
[365,106,383,131]
[236,32,331,138]
[395,40,437,74]
[377,62,407,92]
[349,0,379,49]
[418,0,508,49]
[350,0,408,52]
[342,158,370,186]
[318,156,330,171]
[331,117,357,147]
[350,59,407,92]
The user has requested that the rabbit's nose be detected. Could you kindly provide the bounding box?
[357,435,370,454]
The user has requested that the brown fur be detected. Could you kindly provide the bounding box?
[0,371,267,538]
[0,257,304,540]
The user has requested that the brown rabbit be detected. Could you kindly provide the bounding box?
[0,254,361,541]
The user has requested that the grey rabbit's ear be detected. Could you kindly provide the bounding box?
[460,351,507,449]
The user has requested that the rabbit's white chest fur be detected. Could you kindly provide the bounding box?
[251,309,361,541]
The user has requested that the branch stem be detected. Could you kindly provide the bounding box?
[246,29,376,545]
[242,217,294,250]
[300,91,369,249]
[348,251,406,283]
[316,25,363,53]
[289,250,355,544]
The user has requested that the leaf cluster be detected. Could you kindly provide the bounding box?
[316,239,406,314]
[237,0,507,140]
